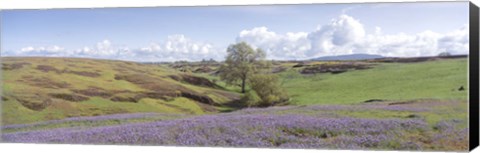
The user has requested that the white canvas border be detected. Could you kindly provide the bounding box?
[0,0,477,153]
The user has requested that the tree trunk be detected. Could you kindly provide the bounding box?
[241,78,246,93]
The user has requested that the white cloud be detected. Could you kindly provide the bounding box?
[236,27,310,60]
[18,45,65,56]
[130,34,223,62]
[236,14,469,59]
[7,14,469,61]
[9,36,223,62]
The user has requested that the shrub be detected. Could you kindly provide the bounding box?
[241,90,261,107]
[248,74,289,107]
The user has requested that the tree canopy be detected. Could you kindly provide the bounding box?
[218,42,266,93]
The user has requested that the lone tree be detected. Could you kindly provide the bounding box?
[219,42,266,93]
[438,52,451,57]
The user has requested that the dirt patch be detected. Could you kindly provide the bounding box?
[15,95,52,111]
[22,76,71,89]
[71,87,113,98]
[2,62,31,70]
[49,93,89,102]
[301,62,374,75]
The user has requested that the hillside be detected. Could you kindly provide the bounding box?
[311,53,384,61]
[279,58,468,105]
[1,56,469,151]
[1,57,241,125]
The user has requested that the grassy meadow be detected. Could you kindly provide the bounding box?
[0,56,469,151]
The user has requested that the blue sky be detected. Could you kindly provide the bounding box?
[1,2,470,61]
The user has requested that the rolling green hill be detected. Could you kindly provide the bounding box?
[278,58,468,105]
[1,57,240,125]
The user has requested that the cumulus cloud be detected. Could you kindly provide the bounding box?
[128,35,223,62]
[236,27,310,60]
[17,45,65,56]
[237,14,469,59]
[8,36,223,62]
[6,14,469,61]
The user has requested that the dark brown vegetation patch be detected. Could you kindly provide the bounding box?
[15,95,52,111]
[114,65,148,74]
[363,99,386,103]
[272,66,287,73]
[66,70,101,77]
[36,65,62,73]
[22,76,71,89]
[388,101,416,105]
[142,92,179,100]
[301,63,374,74]
[36,65,101,77]
[49,93,89,102]
[292,63,308,68]
[212,90,241,101]
[169,74,221,88]
[110,96,142,103]
[2,62,31,70]
[114,74,223,106]
[193,66,214,73]
[71,87,113,98]
[406,114,422,118]
[114,74,187,93]
[180,91,217,106]
[2,96,9,101]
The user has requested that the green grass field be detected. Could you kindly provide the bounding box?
[279,59,468,105]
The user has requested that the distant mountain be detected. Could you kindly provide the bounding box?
[311,54,384,61]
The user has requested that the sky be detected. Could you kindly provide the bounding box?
[0,1,470,62]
